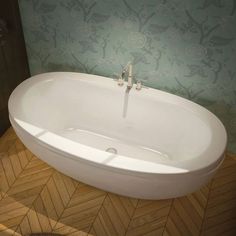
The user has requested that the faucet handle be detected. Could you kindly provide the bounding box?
[134,79,149,91]
[113,73,124,86]
[117,75,124,86]
[136,80,142,90]
[121,70,126,79]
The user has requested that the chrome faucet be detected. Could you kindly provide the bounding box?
[121,62,133,89]
[115,62,144,90]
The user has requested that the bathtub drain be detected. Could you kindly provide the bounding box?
[105,147,118,154]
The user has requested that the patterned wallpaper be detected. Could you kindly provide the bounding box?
[18,0,236,153]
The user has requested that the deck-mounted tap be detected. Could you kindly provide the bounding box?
[121,62,133,89]
[127,63,133,89]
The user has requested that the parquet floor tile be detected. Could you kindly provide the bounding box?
[0,128,236,235]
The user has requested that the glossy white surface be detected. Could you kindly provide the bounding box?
[8,72,227,199]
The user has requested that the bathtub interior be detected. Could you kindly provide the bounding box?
[9,73,225,168]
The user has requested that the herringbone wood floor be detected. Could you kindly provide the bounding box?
[0,128,236,236]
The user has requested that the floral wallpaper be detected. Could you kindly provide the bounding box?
[18,0,236,153]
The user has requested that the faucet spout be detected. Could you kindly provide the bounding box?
[122,62,133,89]
[127,63,133,89]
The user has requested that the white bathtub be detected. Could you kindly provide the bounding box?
[8,72,227,199]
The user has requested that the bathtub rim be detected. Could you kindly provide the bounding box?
[8,72,227,176]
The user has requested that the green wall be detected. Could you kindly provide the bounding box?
[18,0,236,153]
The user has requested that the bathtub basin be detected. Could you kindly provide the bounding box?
[8,72,227,199]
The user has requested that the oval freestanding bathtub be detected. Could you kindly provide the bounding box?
[8,72,227,199]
